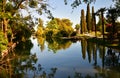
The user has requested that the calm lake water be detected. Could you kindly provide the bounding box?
[0,36,120,78]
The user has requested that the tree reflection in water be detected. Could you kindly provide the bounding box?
[0,39,58,78]
[37,36,45,52]
[0,37,120,78]
[81,38,87,60]
[45,37,72,53]
[0,40,36,78]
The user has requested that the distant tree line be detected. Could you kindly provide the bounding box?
[36,18,74,38]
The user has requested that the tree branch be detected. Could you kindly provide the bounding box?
[15,0,25,10]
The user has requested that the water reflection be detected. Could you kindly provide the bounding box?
[0,37,120,78]
[105,48,120,67]
[81,38,99,64]
[37,36,45,52]
[15,40,33,55]
[0,40,37,78]
[43,37,72,53]
[81,38,87,60]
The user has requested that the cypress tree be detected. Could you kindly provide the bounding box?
[92,6,95,31]
[81,9,87,34]
[86,3,91,33]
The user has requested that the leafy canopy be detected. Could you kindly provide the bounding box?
[45,18,74,37]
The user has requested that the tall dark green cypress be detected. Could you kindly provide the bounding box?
[92,6,95,31]
[86,3,91,33]
[81,9,87,34]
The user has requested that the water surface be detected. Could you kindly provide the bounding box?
[0,37,120,78]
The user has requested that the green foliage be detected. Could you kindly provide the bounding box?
[46,19,58,29]
[8,14,35,42]
[0,31,8,52]
[0,0,53,44]
[9,16,32,42]
[75,24,80,30]
[36,18,45,36]
[5,2,14,12]
[115,0,120,16]
[46,37,72,53]
[91,6,95,31]
[81,9,87,34]
[58,18,73,37]
[45,29,54,37]
[106,1,120,25]
[36,27,44,36]
[14,25,32,42]
[65,0,119,9]
[86,3,91,32]
[15,40,33,55]
[62,18,73,26]
[56,30,69,37]
[45,18,74,37]
[37,36,45,52]
[75,24,80,35]
[29,0,38,8]
[67,0,96,9]
[71,0,81,9]
[97,15,107,32]
[105,1,120,35]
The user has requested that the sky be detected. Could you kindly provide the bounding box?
[30,0,116,28]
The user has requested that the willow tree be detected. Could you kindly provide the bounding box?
[81,9,87,34]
